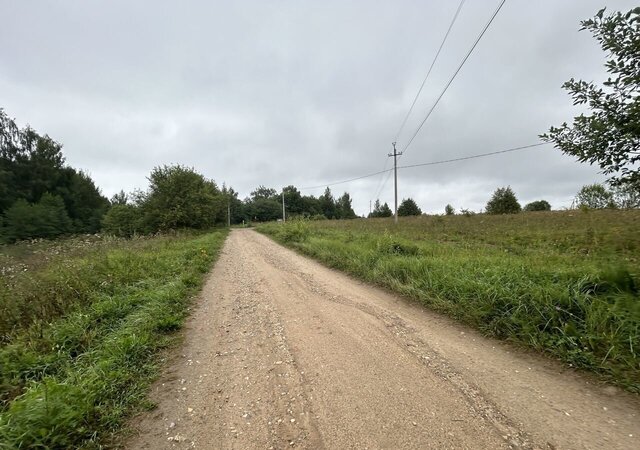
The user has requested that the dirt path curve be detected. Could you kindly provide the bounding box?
[127,229,639,450]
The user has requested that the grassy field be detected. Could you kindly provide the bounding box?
[0,230,228,448]
[258,210,640,392]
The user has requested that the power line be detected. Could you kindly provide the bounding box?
[299,141,547,192]
[299,167,393,191]
[398,142,548,170]
[375,168,394,201]
[371,157,391,199]
[394,0,466,143]
[401,0,508,154]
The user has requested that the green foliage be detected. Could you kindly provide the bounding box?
[301,195,322,217]
[2,194,72,242]
[319,187,337,219]
[246,197,282,222]
[258,210,640,392]
[276,219,311,243]
[110,190,128,206]
[575,183,616,209]
[101,204,143,237]
[541,7,640,189]
[242,186,358,222]
[336,192,357,219]
[282,185,304,216]
[63,170,109,233]
[0,109,108,237]
[375,231,420,256]
[524,200,552,212]
[0,230,228,447]
[445,204,455,215]
[369,199,392,218]
[611,183,640,208]
[398,198,422,216]
[250,185,277,200]
[460,208,475,217]
[485,186,521,214]
[138,165,225,232]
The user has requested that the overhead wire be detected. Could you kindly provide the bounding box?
[394,0,466,143]
[299,0,513,199]
[379,0,467,205]
[371,157,391,200]
[299,167,393,191]
[398,142,548,170]
[374,167,394,201]
[400,0,508,155]
[298,141,548,192]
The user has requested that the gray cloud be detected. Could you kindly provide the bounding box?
[1,0,633,216]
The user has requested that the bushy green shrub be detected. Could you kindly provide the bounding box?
[278,219,310,243]
[102,204,143,237]
[524,200,551,211]
[2,194,71,241]
[486,187,521,214]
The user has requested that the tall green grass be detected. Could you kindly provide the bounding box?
[258,211,639,392]
[0,230,227,448]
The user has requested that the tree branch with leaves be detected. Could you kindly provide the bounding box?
[541,7,640,190]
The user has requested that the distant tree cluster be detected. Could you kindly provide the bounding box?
[102,165,227,237]
[241,186,357,222]
[0,110,109,242]
[367,197,422,218]
[444,187,550,216]
[368,199,392,218]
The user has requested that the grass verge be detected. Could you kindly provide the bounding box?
[0,230,228,448]
[258,211,639,392]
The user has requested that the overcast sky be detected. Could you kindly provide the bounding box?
[1,0,635,216]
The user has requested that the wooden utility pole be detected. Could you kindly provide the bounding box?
[388,142,403,224]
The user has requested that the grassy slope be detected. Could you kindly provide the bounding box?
[0,230,228,449]
[258,211,639,392]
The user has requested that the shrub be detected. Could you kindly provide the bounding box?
[2,194,71,241]
[524,200,551,212]
[102,204,143,237]
[445,204,455,215]
[486,187,521,214]
[575,184,616,209]
[278,220,310,243]
[398,198,422,216]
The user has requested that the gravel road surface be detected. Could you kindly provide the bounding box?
[127,229,639,449]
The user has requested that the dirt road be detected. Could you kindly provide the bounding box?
[128,229,639,449]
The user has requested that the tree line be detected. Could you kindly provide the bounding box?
[0,109,367,241]
[2,6,639,240]
[0,110,109,242]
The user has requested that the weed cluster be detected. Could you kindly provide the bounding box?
[272,219,311,243]
[259,210,640,391]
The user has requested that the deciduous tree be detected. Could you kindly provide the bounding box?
[542,8,640,190]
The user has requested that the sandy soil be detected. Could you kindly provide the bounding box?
[127,229,639,449]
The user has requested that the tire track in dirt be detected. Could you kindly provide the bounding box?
[127,229,639,449]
